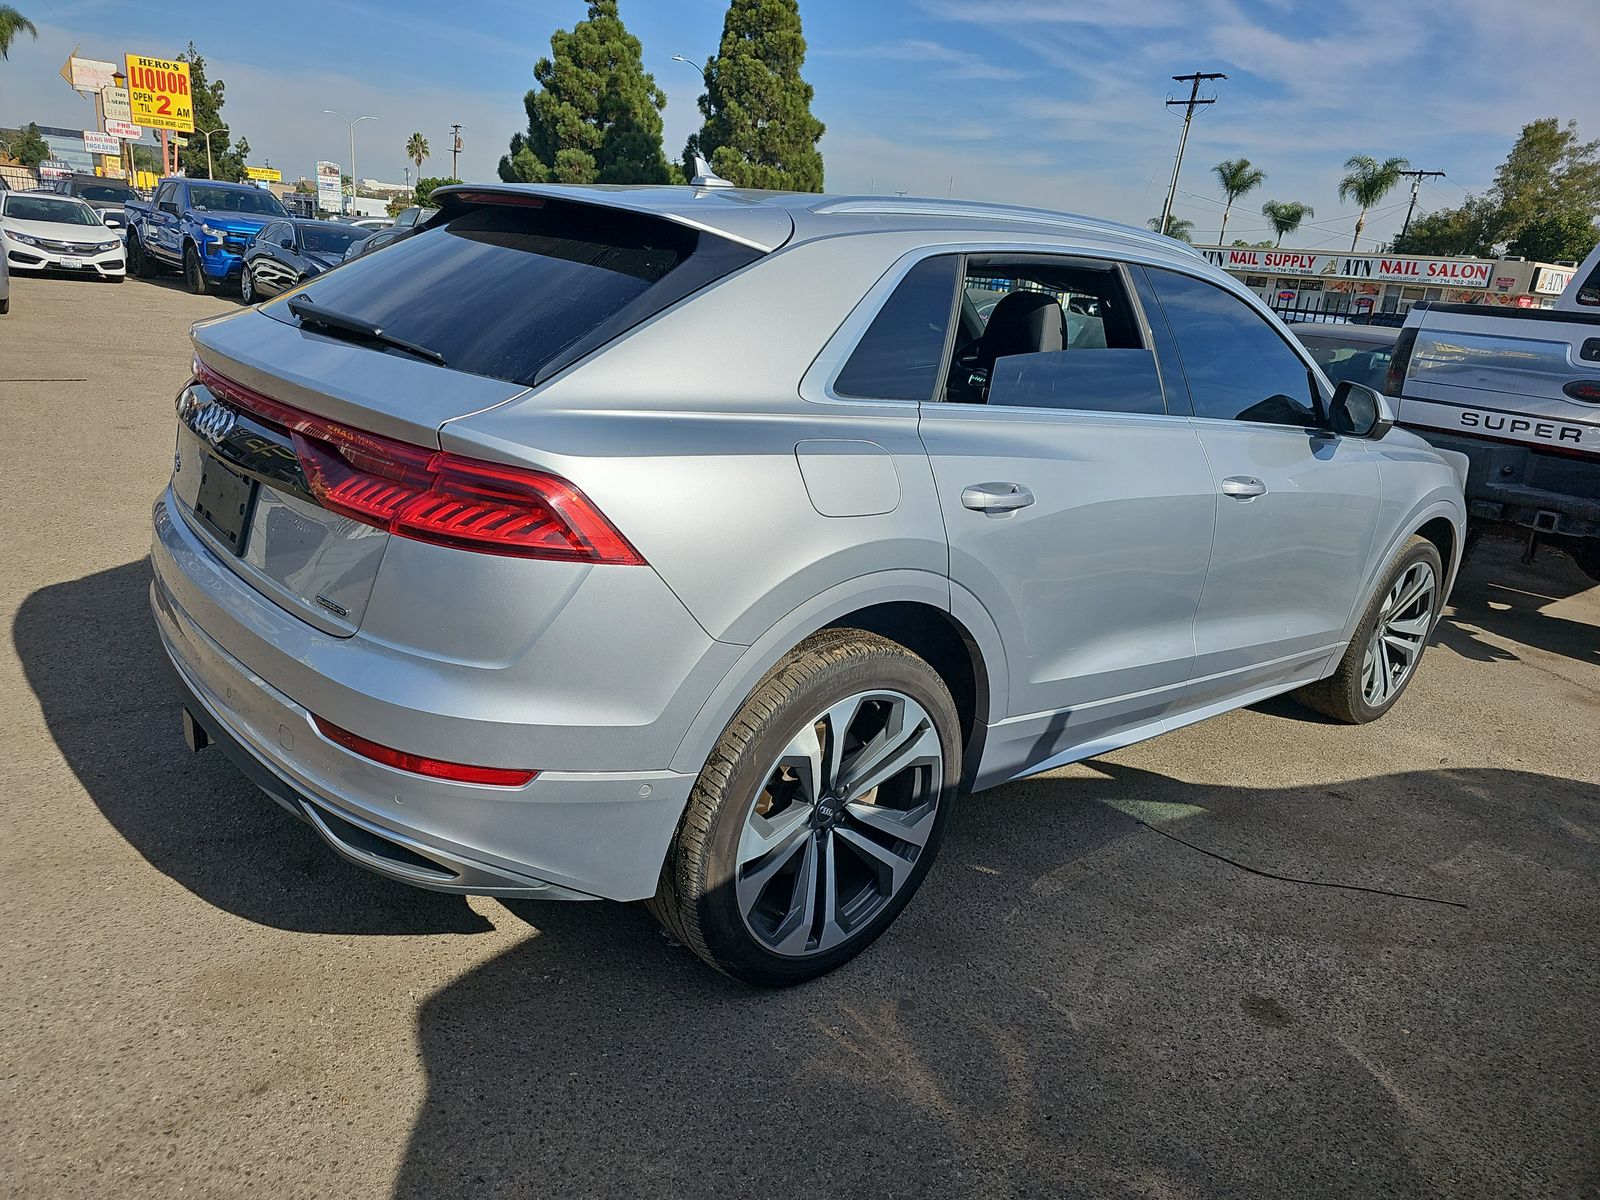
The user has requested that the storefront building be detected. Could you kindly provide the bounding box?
[1195,246,1579,315]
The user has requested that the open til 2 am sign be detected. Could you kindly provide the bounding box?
[124,54,194,133]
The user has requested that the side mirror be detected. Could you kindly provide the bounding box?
[280,237,295,250]
[103,212,118,226]
[1330,380,1394,439]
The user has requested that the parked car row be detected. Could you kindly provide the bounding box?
[1,174,430,316]
[122,177,434,299]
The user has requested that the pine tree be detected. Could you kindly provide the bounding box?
[175,43,250,181]
[497,1,672,185]
[687,0,824,191]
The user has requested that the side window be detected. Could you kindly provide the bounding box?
[949,256,1165,415]
[157,185,179,215]
[1146,267,1320,427]
[834,255,958,402]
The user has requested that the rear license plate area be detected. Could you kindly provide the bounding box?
[193,454,258,555]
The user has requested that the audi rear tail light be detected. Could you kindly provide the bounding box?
[195,363,643,564]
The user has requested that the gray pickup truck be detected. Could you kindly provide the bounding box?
[1385,243,1600,580]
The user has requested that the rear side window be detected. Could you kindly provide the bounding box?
[834,255,958,401]
[267,196,759,386]
[1146,267,1320,427]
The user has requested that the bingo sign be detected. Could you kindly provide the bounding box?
[125,54,194,132]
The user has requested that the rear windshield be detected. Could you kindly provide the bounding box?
[267,195,758,385]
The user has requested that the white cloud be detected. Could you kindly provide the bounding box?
[821,39,1025,80]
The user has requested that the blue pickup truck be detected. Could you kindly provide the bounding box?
[125,177,289,295]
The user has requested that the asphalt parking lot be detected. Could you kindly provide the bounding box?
[2,272,1597,1199]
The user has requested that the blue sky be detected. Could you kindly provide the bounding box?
[3,0,1598,249]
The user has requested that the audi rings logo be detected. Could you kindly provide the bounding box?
[179,388,239,446]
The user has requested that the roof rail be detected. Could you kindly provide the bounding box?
[809,197,1204,258]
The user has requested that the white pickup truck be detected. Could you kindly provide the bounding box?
[1386,242,1600,580]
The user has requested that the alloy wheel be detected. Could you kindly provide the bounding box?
[240,268,253,303]
[1361,560,1437,707]
[736,690,943,958]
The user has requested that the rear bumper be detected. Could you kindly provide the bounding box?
[1403,428,1600,538]
[149,492,705,901]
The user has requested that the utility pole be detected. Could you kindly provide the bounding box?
[450,124,463,179]
[1397,169,1446,238]
[1158,71,1226,237]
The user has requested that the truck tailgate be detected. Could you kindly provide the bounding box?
[1399,308,1600,456]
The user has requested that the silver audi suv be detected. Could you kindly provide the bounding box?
[150,184,1466,985]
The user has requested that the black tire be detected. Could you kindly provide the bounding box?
[126,233,151,278]
[1296,534,1444,723]
[183,243,209,295]
[649,628,961,987]
[0,297,9,315]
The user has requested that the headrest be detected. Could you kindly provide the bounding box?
[979,291,1065,362]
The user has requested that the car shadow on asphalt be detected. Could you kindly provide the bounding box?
[12,557,490,935]
[389,761,1600,1200]
[1435,536,1598,666]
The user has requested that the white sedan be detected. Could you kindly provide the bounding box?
[1,192,126,280]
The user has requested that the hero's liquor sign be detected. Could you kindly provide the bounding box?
[1200,247,1491,289]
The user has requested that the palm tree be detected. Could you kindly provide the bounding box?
[0,5,38,59]
[1212,158,1265,244]
[1260,200,1315,247]
[1338,154,1408,251]
[406,132,429,181]
[1148,214,1195,243]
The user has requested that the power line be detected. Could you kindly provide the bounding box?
[1158,71,1226,237]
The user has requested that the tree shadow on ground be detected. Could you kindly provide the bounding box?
[12,557,489,935]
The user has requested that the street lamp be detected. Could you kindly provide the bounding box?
[670,53,711,86]
[196,125,229,180]
[323,109,377,215]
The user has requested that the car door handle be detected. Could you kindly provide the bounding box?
[1220,476,1267,499]
[961,482,1035,513]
